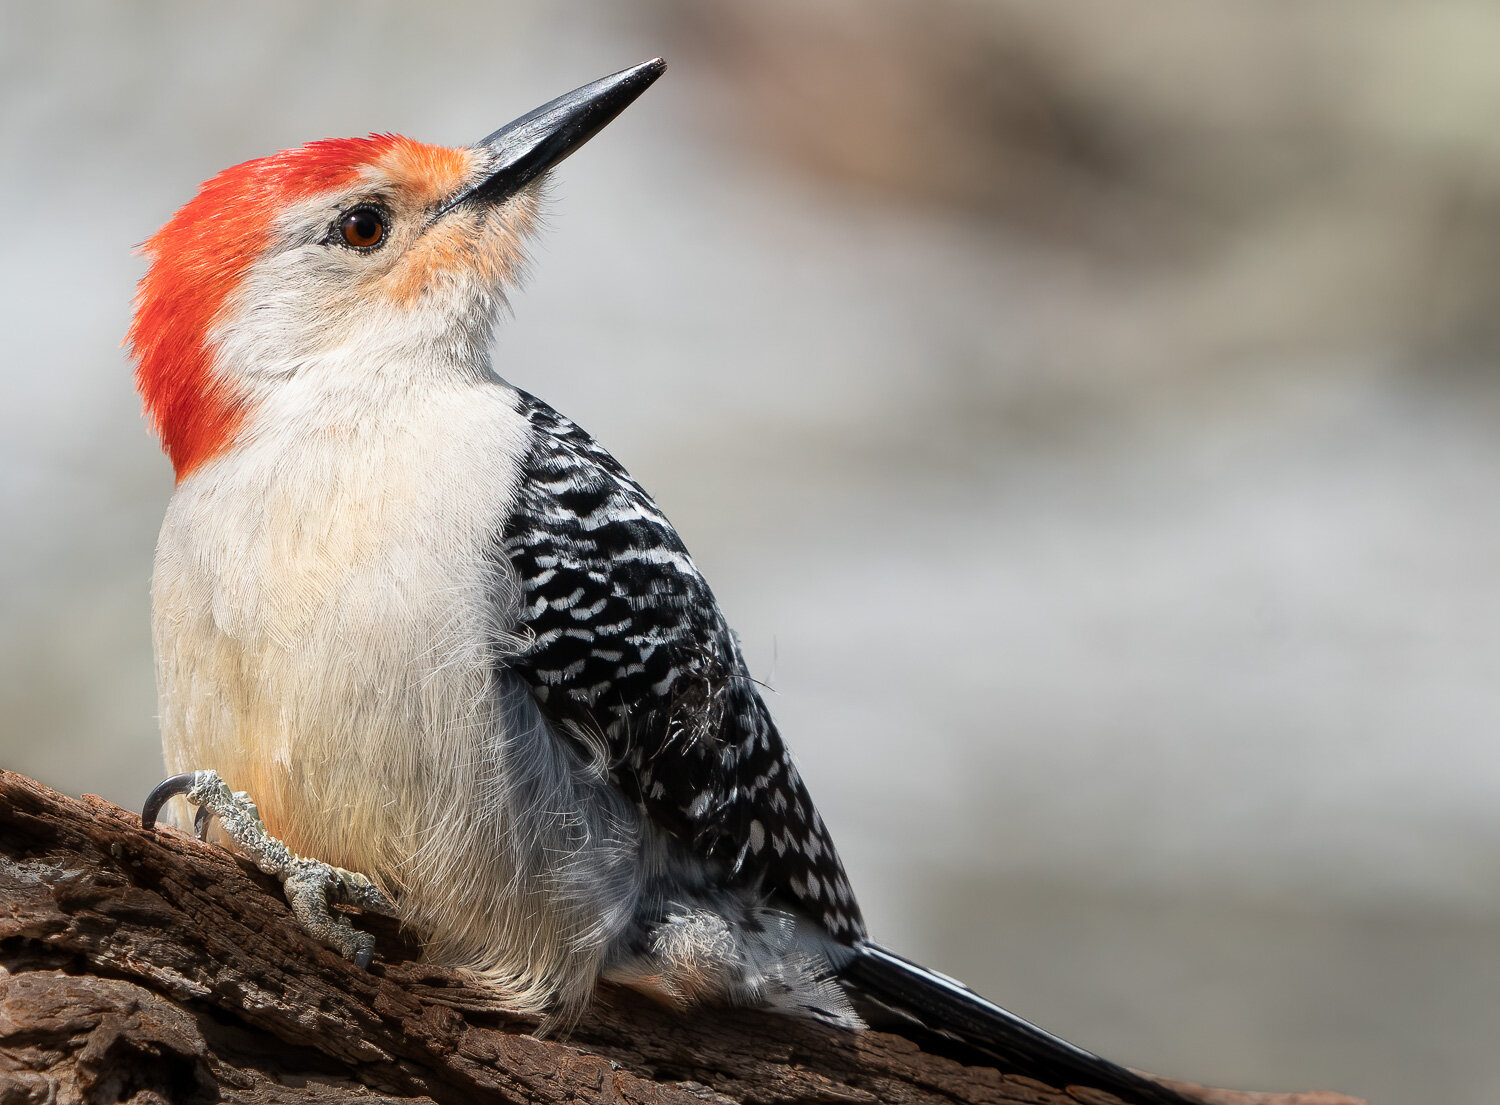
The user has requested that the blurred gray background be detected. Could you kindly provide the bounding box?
[3,3,1498,1102]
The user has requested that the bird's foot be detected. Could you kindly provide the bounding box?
[142,770,397,968]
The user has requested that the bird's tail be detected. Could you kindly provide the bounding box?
[837,942,1188,1105]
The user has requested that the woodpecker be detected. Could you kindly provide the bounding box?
[131,61,1185,1104]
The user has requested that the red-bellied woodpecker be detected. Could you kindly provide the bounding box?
[131,60,1184,1104]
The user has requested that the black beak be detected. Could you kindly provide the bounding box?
[438,58,666,216]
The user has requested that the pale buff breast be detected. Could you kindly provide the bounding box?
[150,374,530,883]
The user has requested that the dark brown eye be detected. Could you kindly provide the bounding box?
[339,207,385,249]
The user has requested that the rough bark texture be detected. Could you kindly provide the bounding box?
[0,769,1365,1105]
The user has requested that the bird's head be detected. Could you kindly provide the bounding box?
[129,59,664,481]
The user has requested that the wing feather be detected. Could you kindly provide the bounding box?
[499,389,864,941]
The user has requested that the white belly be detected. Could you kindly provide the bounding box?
[151,375,528,894]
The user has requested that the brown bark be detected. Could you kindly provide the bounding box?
[0,769,1364,1105]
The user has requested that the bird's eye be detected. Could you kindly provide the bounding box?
[339,207,386,250]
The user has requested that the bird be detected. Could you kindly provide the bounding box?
[130,60,1186,1105]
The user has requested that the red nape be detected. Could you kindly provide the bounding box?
[128,134,407,481]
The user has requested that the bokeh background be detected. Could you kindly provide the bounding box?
[4,3,1499,1101]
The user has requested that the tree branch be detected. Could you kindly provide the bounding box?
[0,770,1364,1105]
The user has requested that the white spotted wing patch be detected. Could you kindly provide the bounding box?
[499,389,864,941]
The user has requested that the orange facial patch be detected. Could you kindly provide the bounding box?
[373,142,540,310]
[375,138,474,209]
[380,213,527,309]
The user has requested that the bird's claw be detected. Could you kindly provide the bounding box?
[193,803,214,841]
[141,769,213,830]
[140,768,397,968]
[143,768,262,844]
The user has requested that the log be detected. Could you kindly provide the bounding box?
[0,769,1365,1105]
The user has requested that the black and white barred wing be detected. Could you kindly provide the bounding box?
[500,389,864,942]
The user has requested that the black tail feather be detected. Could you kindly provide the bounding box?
[838,943,1188,1105]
